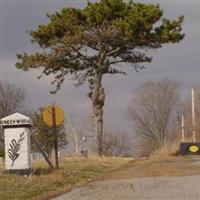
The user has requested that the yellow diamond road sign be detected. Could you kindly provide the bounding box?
[42,105,64,127]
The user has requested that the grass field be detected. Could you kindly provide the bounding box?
[0,157,132,200]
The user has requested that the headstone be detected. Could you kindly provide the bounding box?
[0,113,32,174]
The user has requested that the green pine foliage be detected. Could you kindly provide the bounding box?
[16,0,184,92]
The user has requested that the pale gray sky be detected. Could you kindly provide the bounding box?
[0,0,200,131]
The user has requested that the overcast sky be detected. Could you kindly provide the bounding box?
[0,0,200,131]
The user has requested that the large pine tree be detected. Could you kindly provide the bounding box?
[16,0,184,156]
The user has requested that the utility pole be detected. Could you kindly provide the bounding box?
[181,115,185,142]
[192,88,196,142]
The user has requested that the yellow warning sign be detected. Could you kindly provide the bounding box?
[189,145,199,153]
[42,105,64,127]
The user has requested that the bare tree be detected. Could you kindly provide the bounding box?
[128,79,180,155]
[0,81,26,148]
[66,117,90,156]
[102,130,131,157]
[31,108,67,158]
[0,81,26,117]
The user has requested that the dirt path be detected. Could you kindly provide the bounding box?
[52,156,200,200]
[104,156,200,179]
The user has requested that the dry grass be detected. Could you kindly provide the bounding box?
[0,162,4,172]
[104,156,200,180]
[103,142,200,180]
[0,156,132,200]
[150,143,180,158]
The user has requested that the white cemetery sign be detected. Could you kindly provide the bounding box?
[0,113,32,173]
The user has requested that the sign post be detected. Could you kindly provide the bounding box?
[0,113,32,174]
[42,104,64,169]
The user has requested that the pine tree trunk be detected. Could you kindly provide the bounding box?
[90,73,105,156]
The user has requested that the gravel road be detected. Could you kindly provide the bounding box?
[52,157,200,200]
[52,175,200,200]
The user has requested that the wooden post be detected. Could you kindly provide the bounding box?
[52,105,59,169]
[192,88,196,142]
[181,115,185,142]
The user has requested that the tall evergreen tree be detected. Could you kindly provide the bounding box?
[16,0,184,156]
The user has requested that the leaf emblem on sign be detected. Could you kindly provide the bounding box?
[8,132,25,166]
